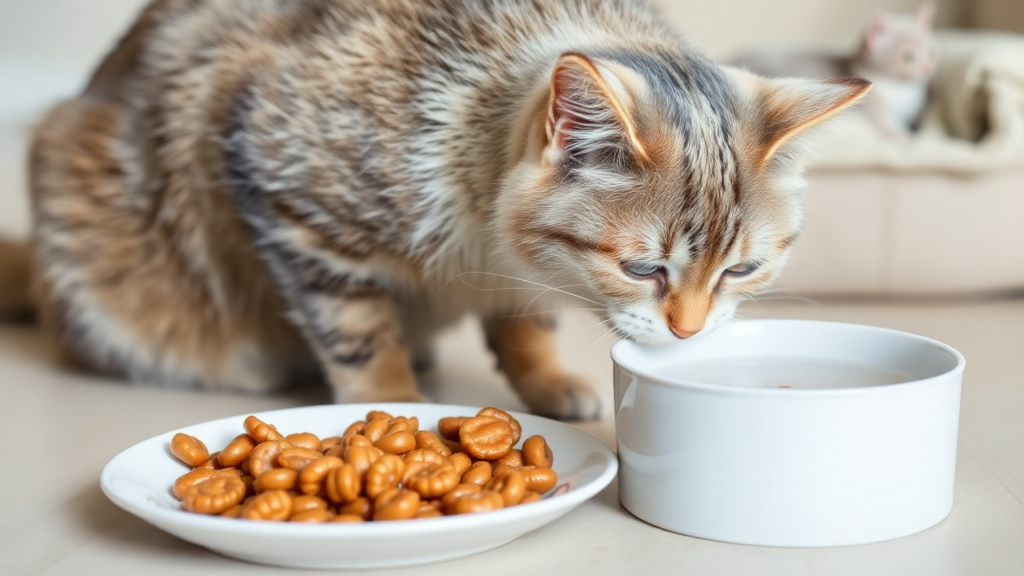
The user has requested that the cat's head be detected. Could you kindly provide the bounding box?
[861,4,939,81]
[500,51,868,345]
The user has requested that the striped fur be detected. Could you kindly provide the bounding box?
[25,0,867,419]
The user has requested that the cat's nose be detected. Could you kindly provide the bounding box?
[670,326,699,339]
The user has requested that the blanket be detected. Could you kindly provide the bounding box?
[808,31,1024,174]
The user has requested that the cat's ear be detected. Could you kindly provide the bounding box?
[865,12,894,52]
[742,74,871,168]
[543,53,650,167]
[915,2,936,27]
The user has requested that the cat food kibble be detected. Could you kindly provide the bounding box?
[168,408,558,523]
[459,416,515,460]
[170,433,210,467]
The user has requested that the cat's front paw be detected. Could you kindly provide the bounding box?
[514,371,602,422]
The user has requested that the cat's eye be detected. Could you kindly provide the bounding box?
[723,262,759,277]
[623,262,663,278]
[903,52,915,63]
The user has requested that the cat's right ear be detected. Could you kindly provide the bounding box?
[726,68,870,168]
[543,53,650,167]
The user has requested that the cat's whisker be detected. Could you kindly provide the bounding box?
[444,272,602,306]
[573,327,621,361]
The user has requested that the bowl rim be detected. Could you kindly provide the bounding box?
[610,319,966,397]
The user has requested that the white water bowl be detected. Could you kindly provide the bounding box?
[611,320,964,547]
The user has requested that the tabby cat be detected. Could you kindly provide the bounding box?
[14,0,867,420]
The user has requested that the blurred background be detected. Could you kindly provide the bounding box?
[2,0,1023,293]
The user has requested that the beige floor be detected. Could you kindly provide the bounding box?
[1,297,1022,576]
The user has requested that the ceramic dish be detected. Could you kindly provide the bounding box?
[612,320,965,547]
[101,403,617,569]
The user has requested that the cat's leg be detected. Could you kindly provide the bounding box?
[483,315,601,421]
[233,231,427,404]
[297,286,427,404]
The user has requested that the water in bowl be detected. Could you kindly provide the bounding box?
[653,356,910,389]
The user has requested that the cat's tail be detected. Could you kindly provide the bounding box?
[0,239,35,321]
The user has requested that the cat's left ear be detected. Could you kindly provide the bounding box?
[727,69,871,168]
[543,53,650,167]
[915,2,936,27]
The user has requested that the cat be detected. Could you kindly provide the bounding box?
[732,3,936,140]
[10,0,867,420]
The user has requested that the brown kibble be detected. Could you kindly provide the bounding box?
[194,452,222,471]
[522,435,554,468]
[219,434,257,468]
[343,434,374,449]
[319,436,343,453]
[284,433,322,452]
[365,454,404,498]
[253,468,298,493]
[220,504,245,518]
[170,433,209,468]
[373,488,420,521]
[244,415,285,443]
[291,509,331,523]
[248,440,292,478]
[240,474,255,496]
[242,489,293,521]
[409,462,460,499]
[519,491,542,505]
[461,461,492,486]
[363,418,391,443]
[441,483,483,513]
[403,448,447,465]
[477,407,522,445]
[277,447,323,470]
[181,476,246,514]
[519,466,558,493]
[170,411,555,523]
[493,449,523,471]
[414,431,452,457]
[459,416,514,460]
[299,455,343,495]
[440,437,466,454]
[448,452,472,476]
[173,468,240,500]
[485,470,527,506]
[449,491,504,515]
[338,497,372,520]
[375,429,416,455]
[331,513,366,523]
[325,464,361,504]
[414,503,444,519]
[390,416,419,433]
[291,495,328,514]
[437,417,468,441]
[343,421,366,437]
[344,445,381,478]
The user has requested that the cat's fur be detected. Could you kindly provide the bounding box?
[16,0,867,419]
[733,3,936,140]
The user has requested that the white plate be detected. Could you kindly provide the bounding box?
[100,403,618,569]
